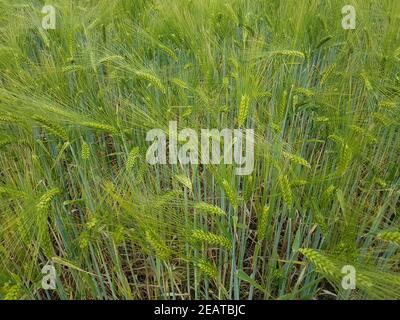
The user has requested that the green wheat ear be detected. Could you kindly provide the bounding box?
[0,137,17,149]
[278,174,293,208]
[322,185,336,204]
[37,188,60,212]
[0,114,20,123]
[237,94,250,127]
[2,283,21,300]
[378,100,396,109]
[222,179,238,211]
[255,91,272,100]
[192,229,232,249]
[282,151,311,168]
[135,70,166,94]
[145,230,171,261]
[349,125,377,143]
[360,72,373,91]
[299,248,337,279]
[33,115,68,141]
[376,231,400,245]
[81,141,90,160]
[193,258,217,278]
[320,63,336,86]
[194,202,227,217]
[373,177,387,188]
[294,87,314,97]
[171,78,189,89]
[373,112,395,126]
[338,143,352,174]
[312,210,328,235]
[153,190,182,209]
[79,121,118,134]
[126,147,139,171]
[328,134,352,175]
[0,186,27,199]
[257,206,270,242]
[174,174,193,192]
[158,44,178,61]
[272,50,305,59]
[278,90,287,120]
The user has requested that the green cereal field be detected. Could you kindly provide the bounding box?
[0,0,399,300]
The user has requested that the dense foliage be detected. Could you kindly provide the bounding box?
[0,0,399,299]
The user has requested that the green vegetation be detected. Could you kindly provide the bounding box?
[0,0,399,300]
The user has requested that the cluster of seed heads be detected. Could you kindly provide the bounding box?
[81,141,90,160]
[174,174,192,192]
[0,114,19,123]
[0,137,17,149]
[282,151,311,168]
[257,206,269,242]
[360,72,373,91]
[194,259,217,278]
[194,202,226,216]
[154,190,182,209]
[192,229,232,249]
[272,50,305,59]
[299,248,337,279]
[349,125,377,143]
[338,143,352,174]
[313,210,328,234]
[33,115,68,141]
[377,231,400,245]
[237,94,250,127]
[378,100,395,109]
[171,78,188,89]
[278,174,293,208]
[294,87,314,97]
[79,121,117,134]
[278,90,288,120]
[373,112,395,126]
[222,179,238,211]
[3,283,20,300]
[329,135,352,175]
[37,188,60,212]
[320,63,336,86]
[126,147,139,171]
[145,230,171,261]
[135,70,166,94]
[159,44,177,61]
